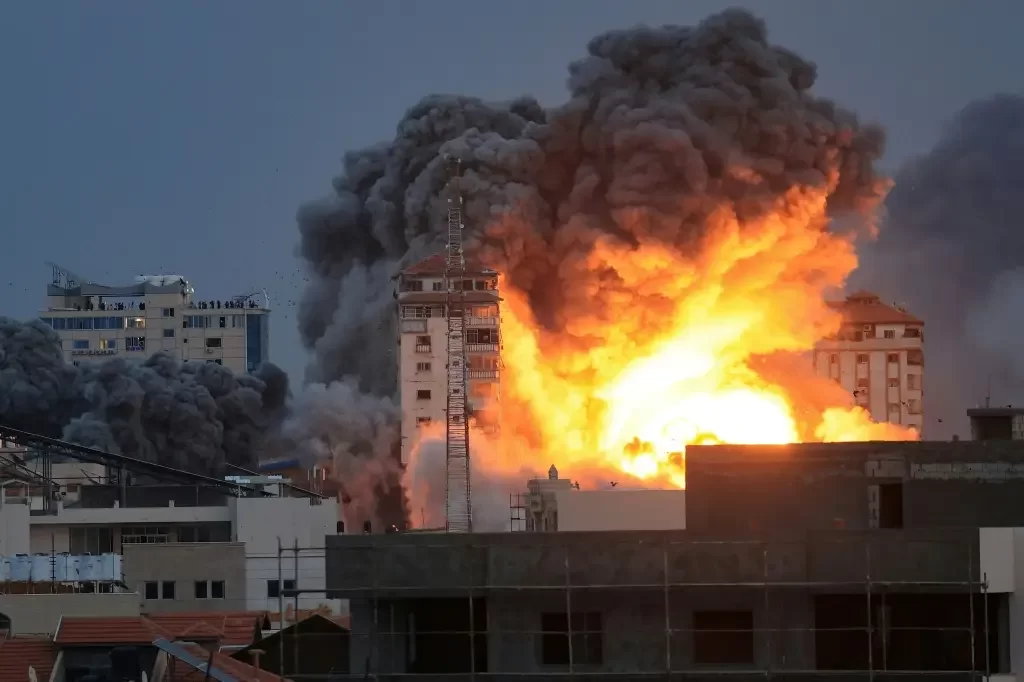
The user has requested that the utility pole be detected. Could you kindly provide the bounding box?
[443,155,472,533]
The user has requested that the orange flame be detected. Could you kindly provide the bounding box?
[485,186,916,489]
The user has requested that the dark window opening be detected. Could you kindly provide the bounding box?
[211,580,225,599]
[144,581,158,599]
[194,581,208,599]
[267,578,296,598]
[161,581,175,599]
[205,337,222,348]
[693,610,753,665]
[540,612,603,666]
[879,482,904,529]
[405,597,487,674]
[416,389,431,400]
[815,593,1003,672]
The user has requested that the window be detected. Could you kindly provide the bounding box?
[194,580,225,599]
[907,350,924,366]
[126,317,145,329]
[907,374,921,390]
[162,308,175,317]
[693,611,754,664]
[231,315,244,328]
[466,328,497,344]
[205,338,222,348]
[163,329,175,338]
[416,390,431,401]
[416,417,432,426]
[883,329,896,339]
[121,526,170,548]
[907,398,922,415]
[540,612,603,665]
[888,379,899,388]
[219,316,226,328]
[431,281,443,291]
[145,581,159,599]
[887,353,899,363]
[69,527,113,554]
[856,354,868,364]
[416,362,431,372]
[161,581,175,600]
[415,335,431,352]
[100,338,116,350]
[267,579,296,598]
[904,327,921,338]
[829,354,838,365]
[126,336,145,352]
[72,339,89,350]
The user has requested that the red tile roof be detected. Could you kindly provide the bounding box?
[400,253,495,276]
[54,617,173,646]
[829,290,922,325]
[0,638,56,682]
[145,612,269,648]
[165,642,285,682]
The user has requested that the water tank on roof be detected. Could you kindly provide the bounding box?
[134,275,187,287]
[79,555,99,581]
[10,555,30,581]
[30,554,52,581]
[53,553,69,581]
[0,557,10,582]
[99,553,118,581]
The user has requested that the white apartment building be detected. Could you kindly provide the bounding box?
[0,480,341,619]
[813,290,924,432]
[37,266,270,375]
[395,253,501,464]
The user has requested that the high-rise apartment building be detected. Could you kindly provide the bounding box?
[813,291,924,432]
[37,265,270,375]
[395,254,501,464]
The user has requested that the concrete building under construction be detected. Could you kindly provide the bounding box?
[325,429,1024,680]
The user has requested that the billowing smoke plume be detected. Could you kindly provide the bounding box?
[298,7,889,478]
[0,317,288,473]
[854,94,1024,438]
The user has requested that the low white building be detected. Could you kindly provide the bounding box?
[37,264,270,374]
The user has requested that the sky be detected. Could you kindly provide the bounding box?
[1,1,1022,383]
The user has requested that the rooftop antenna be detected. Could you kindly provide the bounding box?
[985,373,992,408]
[443,154,472,534]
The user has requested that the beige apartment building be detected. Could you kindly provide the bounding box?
[813,290,924,432]
[38,266,269,374]
[395,253,501,464]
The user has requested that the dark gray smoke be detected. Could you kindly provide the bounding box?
[298,8,888,406]
[0,316,289,474]
[853,94,1024,438]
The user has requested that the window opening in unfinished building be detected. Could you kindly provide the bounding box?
[405,597,488,674]
[879,482,904,529]
[693,610,753,665]
[540,611,603,666]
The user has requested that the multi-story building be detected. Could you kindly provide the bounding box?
[395,254,501,464]
[813,290,924,432]
[327,434,1024,679]
[37,264,270,374]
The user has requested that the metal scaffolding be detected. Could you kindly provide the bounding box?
[443,154,472,534]
[293,535,999,681]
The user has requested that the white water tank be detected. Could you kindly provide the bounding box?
[30,554,52,581]
[10,555,30,581]
[98,553,117,581]
[0,557,11,582]
[79,555,98,581]
[53,554,69,582]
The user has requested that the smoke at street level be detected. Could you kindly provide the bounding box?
[0,319,401,522]
[853,94,1024,438]
[299,6,908,503]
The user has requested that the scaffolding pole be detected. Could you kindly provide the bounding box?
[284,536,993,680]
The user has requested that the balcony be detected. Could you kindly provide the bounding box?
[415,344,432,354]
[466,343,498,353]
[468,370,498,379]
[467,316,497,327]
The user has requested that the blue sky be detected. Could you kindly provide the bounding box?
[2,0,1022,381]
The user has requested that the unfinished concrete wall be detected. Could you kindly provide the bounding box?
[686,441,1024,532]
[326,528,978,597]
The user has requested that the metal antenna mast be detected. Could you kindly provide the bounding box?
[443,155,472,533]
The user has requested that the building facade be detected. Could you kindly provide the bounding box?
[395,254,501,464]
[813,291,924,432]
[326,438,1024,679]
[37,267,270,374]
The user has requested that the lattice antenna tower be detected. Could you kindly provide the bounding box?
[443,155,472,533]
